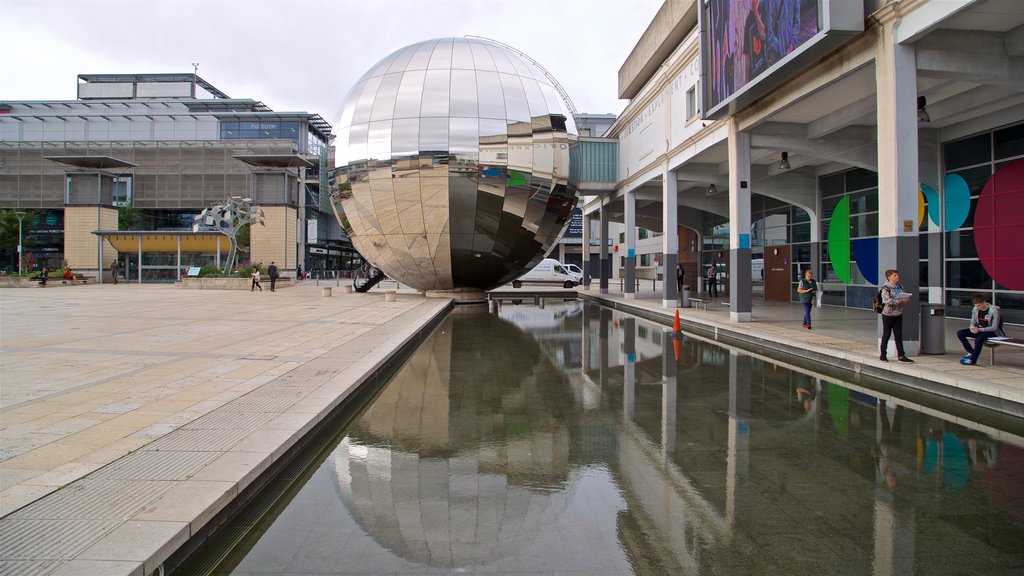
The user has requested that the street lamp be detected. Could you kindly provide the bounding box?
[15,211,26,275]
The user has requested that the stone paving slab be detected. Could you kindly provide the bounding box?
[1,282,450,575]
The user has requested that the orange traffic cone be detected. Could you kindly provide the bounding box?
[673,309,681,332]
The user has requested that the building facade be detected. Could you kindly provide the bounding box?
[580,0,1024,354]
[0,73,346,280]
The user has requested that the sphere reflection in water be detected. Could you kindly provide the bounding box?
[332,312,571,568]
[331,37,579,295]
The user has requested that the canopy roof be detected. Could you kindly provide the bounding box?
[45,156,138,169]
[93,230,230,253]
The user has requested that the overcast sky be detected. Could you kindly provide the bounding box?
[1,0,664,127]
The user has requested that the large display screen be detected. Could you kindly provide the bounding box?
[702,0,863,119]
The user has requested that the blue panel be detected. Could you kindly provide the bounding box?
[944,173,971,231]
[921,182,940,227]
[627,248,635,257]
[852,237,878,285]
[739,233,750,249]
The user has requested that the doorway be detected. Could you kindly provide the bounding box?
[764,245,791,302]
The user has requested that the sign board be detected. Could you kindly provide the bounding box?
[187,267,202,277]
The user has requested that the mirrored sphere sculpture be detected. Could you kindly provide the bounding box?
[331,37,579,295]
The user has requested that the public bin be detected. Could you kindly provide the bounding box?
[920,303,946,354]
[681,285,691,308]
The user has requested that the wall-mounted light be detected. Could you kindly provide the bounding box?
[917,96,930,123]
[778,151,791,170]
[706,184,717,196]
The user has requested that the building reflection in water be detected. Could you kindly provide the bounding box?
[228,301,1024,576]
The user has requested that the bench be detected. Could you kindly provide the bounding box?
[38,273,89,286]
[982,337,1024,365]
[687,297,708,311]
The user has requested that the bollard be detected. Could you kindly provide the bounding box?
[321,287,332,297]
[342,285,353,293]
[385,291,397,302]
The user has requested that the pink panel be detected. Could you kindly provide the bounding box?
[975,159,1024,290]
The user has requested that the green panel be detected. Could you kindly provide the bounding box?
[826,383,849,439]
[827,196,851,283]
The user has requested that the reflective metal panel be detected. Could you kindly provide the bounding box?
[334,37,578,292]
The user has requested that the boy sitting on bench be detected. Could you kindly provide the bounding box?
[956,293,1001,365]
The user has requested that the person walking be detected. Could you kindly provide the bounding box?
[676,263,685,294]
[268,261,279,292]
[296,264,303,281]
[956,293,1001,365]
[38,266,48,287]
[111,259,119,285]
[797,268,818,329]
[251,267,263,292]
[707,264,718,298]
[879,269,913,363]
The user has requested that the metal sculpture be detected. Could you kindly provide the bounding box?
[331,37,579,295]
[194,196,264,273]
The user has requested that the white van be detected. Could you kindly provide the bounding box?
[512,258,583,288]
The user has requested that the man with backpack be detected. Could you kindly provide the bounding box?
[879,269,913,363]
[956,294,1001,365]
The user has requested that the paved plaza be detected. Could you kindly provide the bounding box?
[1,280,1022,576]
[1,282,449,576]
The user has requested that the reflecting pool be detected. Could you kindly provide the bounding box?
[205,301,1024,575]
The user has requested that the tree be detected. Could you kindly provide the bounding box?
[0,209,38,250]
[118,206,143,230]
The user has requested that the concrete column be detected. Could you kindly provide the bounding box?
[599,307,611,387]
[624,190,636,299]
[137,235,143,284]
[726,350,750,527]
[920,128,943,303]
[661,331,677,458]
[622,318,635,420]
[176,236,182,282]
[728,120,753,322]
[876,26,921,354]
[599,205,610,294]
[663,164,679,307]
[582,212,591,289]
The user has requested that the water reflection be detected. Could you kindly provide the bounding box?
[227,302,1024,576]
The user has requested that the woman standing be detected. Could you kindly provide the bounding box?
[797,268,818,329]
[251,267,263,292]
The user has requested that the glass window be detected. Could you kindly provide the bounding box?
[821,195,842,220]
[819,172,844,198]
[792,222,810,243]
[639,228,648,240]
[845,168,877,192]
[994,122,1024,160]
[619,232,625,243]
[686,87,696,119]
[945,229,978,259]
[945,133,991,170]
[850,213,878,238]
[848,189,878,214]
[220,121,239,139]
[946,260,989,289]
[640,253,650,266]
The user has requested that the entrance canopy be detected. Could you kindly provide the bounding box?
[93,230,230,253]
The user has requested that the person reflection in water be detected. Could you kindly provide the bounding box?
[875,399,909,492]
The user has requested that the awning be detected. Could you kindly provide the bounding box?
[45,156,138,169]
[233,154,314,168]
[93,231,231,253]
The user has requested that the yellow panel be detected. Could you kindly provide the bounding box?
[104,234,230,253]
